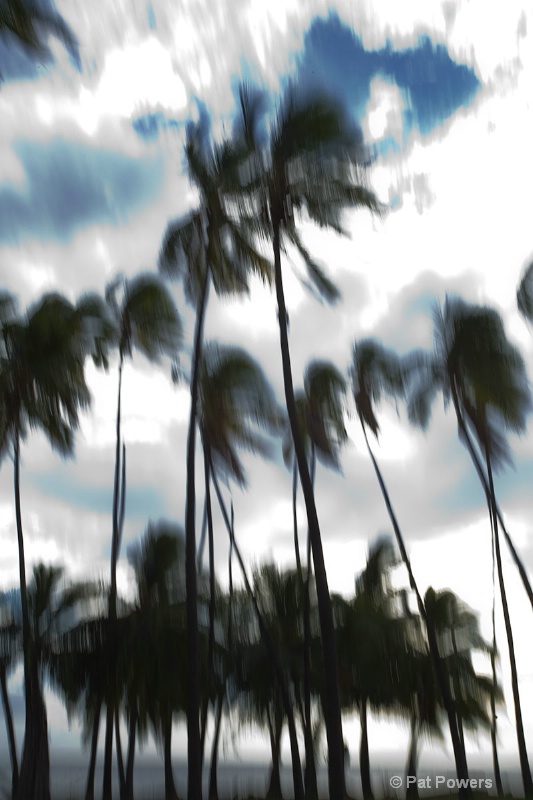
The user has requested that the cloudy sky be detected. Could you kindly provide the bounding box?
[1,0,533,779]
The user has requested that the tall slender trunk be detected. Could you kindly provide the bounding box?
[210,465,304,800]
[14,430,51,800]
[104,357,125,800]
[115,707,126,799]
[359,697,373,800]
[125,705,137,800]
[266,710,283,799]
[1,664,19,799]
[185,266,210,800]
[209,692,224,800]
[405,716,419,800]
[273,220,345,800]
[490,522,504,799]
[110,358,124,620]
[304,448,318,800]
[200,445,216,769]
[163,712,178,800]
[360,420,470,796]
[450,629,465,750]
[102,703,114,800]
[292,457,301,576]
[485,443,533,797]
[85,698,101,800]
[197,501,208,571]
[450,387,533,611]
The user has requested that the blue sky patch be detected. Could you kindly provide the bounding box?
[30,471,167,520]
[293,14,480,142]
[132,112,183,140]
[0,138,164,243]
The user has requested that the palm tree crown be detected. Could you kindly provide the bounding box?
[198,342,282,486]
[408,295,531,468]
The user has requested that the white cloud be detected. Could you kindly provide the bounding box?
[364,77,406,143]
[95,37,187,119]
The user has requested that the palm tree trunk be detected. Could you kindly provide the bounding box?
[304,448,318,800]
[210,465,305,800]
[360,420,470,796]
[163,712,178,800]
[359,697,373,800]
[208,697,223,800]
[450,629,465,750]
[200,445,216,769]
[185,264,211,800]
[197,500,208,570]
[405,716,419,800]
[0,664,19,799]
[266,710,283,799]
[292,457,301,576]
[115,707,126,799]
[450,387,533,611]
[273,220,345,800]
[489,517,504,799]
[485,443,533,797]
[209,691,224,800]
[110,358,124,620]
[85,699,101,800]
[103,703,114,800]
[104,357,125,800]
[124,705,137,800]
[14,430,51,800]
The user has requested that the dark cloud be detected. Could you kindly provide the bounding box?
[0,138,164,244]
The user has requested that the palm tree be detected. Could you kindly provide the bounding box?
[159,117,272,800]
[424,589,498,751]
[0,562,100,800]
[335,538,410,800]
[232,569,294,800]
[0,589,20,799]
[399,587,500,800]
[282,360,348,572]
[0,291,94,800]
[282,359,347,799]
[127,520,187,800]
[54,582,127,800]
[197,341,282,759]
[234,81,382,799]
[407,296,532,797]
[401,646,442,800]
[196,343,308,798]
[99,273,182,799]
[351,338,471,792]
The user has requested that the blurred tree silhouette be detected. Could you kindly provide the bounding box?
[234,81,382,800]
[351,337,471,792]
[282,358,347,799]
[96,274,181,800]
[159,114,272,800]
[408,296,532,797]
[0,291,96,800]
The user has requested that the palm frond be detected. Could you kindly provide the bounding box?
[199,342,283,486]
[286,225,340,304]
[517,260,533,323]
[352,339,405,438]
